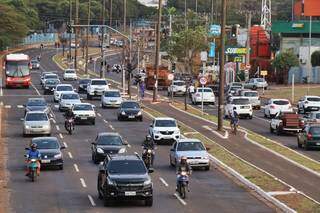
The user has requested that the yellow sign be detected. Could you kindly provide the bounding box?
[261,70,268,76]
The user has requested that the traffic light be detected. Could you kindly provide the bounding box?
[172,62,176,73]
[67,24,72,33]
[231,25,238,38]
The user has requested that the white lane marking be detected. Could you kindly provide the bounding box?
[17,105,24,108]
[4,105,11,109]
[80,178,87,188]
[109,125,115,130]
[174,193,187,206]
[159,177,169,187]
[56,125,60,131]
[52,119,56,124]
[87,195,96,207]
[253,115,270,123]
[73,164,79,172]
[127,144,131,148]
[97,113,102,117]
[68,152,73,159]
[103,119,108,123]
[59,133,64,139]
[31,82,41,96]
[63,142,68,148]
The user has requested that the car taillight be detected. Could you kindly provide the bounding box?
[299,120,305,127]
[270,105,275,109]
[6,77,12,82]
[307,133,312,140]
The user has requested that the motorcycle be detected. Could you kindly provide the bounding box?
[65,118,74,135]
[27,158,39,182]
[177,171,189,199]
[142,148,153,170]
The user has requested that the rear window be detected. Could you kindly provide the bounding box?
[65,70,75,74]
[121,102,140,109]
[61,93,79,100]
[174,81,185,86]
[309,127,320,135]
[45,75,58,79]
[57,86,73,91]
[197,88,213,93]
[177,142,205,151]
[92,80,107,85]
[33,139,59,149]
[25,113,48,121]
[232,98,250,105]
[273,100,289,105]
[244,92,258,97]
[108,160,146,174]
[104,91,120,97]
[73,104,92,111]
[79,79,90,84]
[27,99,46,106]
[307,97,320,102]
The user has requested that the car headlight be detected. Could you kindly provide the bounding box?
[137,111,142,116]
[118,148,126,153]
[107,177,116,186]
[143,178,152,186]
[25,125,31,129]
[54,153,62,159]
[154,130,160,134]
[97,147,104,154]
[202,155,209,160]
[174,130,180,134]
[43,124,50,129]
[121,111,126,115]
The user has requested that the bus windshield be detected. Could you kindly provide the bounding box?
[5,61,30,77]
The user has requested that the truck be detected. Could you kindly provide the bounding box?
[145,65,171,90]
[270,112,304,135]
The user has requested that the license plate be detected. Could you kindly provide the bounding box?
[80,117,87,120]
[125,191,136,196]
[41,160,50,163]
[128,115,135,118]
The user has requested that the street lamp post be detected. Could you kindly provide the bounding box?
[85,0,91,75]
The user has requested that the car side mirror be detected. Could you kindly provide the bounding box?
[149,124,153,127]
[170,148,174,152]
[20,118,24,121]
[60,146,66,150]
[148,168,154,173]
[25,147,30,150]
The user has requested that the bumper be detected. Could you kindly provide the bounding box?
[304,106,320,112]
[24,128,51,135]
[64,76,77,80]
[194,98,215,103]
[102,100,121,107]
[59,104,72,111]
[6,81,30,87]
[153,134,180,143]
[88,90,105,96]
[282,127,302,132]
[305,141,320,148]
[40,158,63,166]
[74,116,95,123]
[236,110,253,117]
[119,114,142,120]
[187,159,210,168]
[104,186,153,199]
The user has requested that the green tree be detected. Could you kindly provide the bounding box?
[311,51,320,67]
[272,50,299,84]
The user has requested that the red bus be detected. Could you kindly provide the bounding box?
[3,53,31,88]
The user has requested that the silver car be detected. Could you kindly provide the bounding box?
[101,89,122,108]
[169,139,210,170]
[59,92,81,111]
[23,111,51,136]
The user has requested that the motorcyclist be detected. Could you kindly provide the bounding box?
[64,108,75,130]
[141,135,155,166]
[25,143,41,176]
[176,156,192,191]
[229,107,239,130]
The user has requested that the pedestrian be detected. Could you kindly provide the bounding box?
[140,81,145,99]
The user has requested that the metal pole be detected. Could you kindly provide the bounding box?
[69,0,72,63]
[308,16,312,94]
[123,0,126,33]
[184,0,187,28]
[109,0,113,27]
[85,0,91,75]
[152,0,162,102]
[74,0,79,70]
[245,12,251,82]
[169,14,172,37]
[201,61,205,115]
[196,0,198,14]
[211,0,214,23]
[218,0,227,131]
[101,0,106,78]
[93,59,96,73]
[292,73,294,103]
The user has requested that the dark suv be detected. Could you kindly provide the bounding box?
[97,154,153,206]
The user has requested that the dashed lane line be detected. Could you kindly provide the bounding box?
[174,193,187,206]
[59,133,64,139]
[17,105,24,108]
[56,125,60,131]
[80,178,87,188]
[31,82,41,96]
[87,195,96,207]
[68,152,73,159]
[63,142,68,148]
[73,164,79,172]
[103,119,108,123]
[97,113,102,117]
[159,177,169,187]
[109,125,115,131]
[52,119,56,124]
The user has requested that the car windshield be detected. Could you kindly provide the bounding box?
[121,102,140,109]
[315,113,320,119]
[307,97,320,102]
[256,78,265,82]
[33,139,59,149]
[197,88,213,93]
[27,99,46,107]
[45,79,59,85]
[92,80,107,85]
[65,70,75,74]
[57,86,73,91]
[104,91,120,97]
[97,135,122,145]
[79,79,90,84]
[108,160,146,174]
[177,142,205,151]
[273,100,289,105]
[232,98,250,105]
[25,113,48,121]
[310,127,320,135]
[244,92,258,97]
[5,61,29,77]
[61,94,79,100]
[155,120,176,127]
[45,75,58,79]
[31,60,38,64]
[231,86,241,91]
[73,104,92,111]
[174,81,185,86]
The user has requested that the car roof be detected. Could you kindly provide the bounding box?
[109,154,140,161]
[57,84,73,87]
[98,132,121,137]
[45,73,58,76]
[32,137,58,142]
[73,103,92,106]
[26,110,47,114]
[177,138,201,143]
[154,117,175,121]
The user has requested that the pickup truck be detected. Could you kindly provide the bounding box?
[270,112,304,135]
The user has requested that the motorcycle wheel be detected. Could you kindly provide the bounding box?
[180,185,186,199]
[31,170,36,182]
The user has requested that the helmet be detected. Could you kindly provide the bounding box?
[31,143,37,150]
[180,156,187,164]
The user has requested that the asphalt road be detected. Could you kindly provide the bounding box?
[0,48,274,212]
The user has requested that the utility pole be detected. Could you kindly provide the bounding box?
[101,0,106,78]
[69,0,72,63]
[218,0,227,131]
[153,0,163,102]
[211,0,214,23]
[74,0,79,70]
[109,0,113,27]
[196,0,198,14]
[123,0,126,33]
[184,0,187,28]
[245,12,251,82]
[85,0,91,75]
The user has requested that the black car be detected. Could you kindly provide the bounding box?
[97,154,153,206]
[43,79,60,95]
[117,101,143,121]
[91,132,128,163]
[78,78,91,93]
[28,137,65,169]
[25,98,49,115]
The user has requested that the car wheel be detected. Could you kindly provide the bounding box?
[145,197,153,207]
[92,119,95,125]
[170,156,174,167]
[87,94,92,100]
[270,126,274,133]
[204,166,210,171]
[249,115,253,119]
[118,116,122,121]
[59,165,64,170]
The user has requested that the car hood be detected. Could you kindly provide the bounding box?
[39,149,60,156]
[97,145,123,152]
[24,120,50,126]
[61,99,81,104]
[121,109,141,113]
[27,106,48,112]
[153,126,179,131]
[176,150,208,158]
[109,174,148,183]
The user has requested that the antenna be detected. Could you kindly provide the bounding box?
[261,0,272,31]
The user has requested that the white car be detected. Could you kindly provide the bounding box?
[264,99,293,118]
[59,92,81,111]
[101,89,122,108]
[169,139,210,170]
[41,73,59,86]
[149,117,181,144]
[63,69,77,81]
[72,103,96,125]
[245,78,268,90]
[191,87,215,105]
[53,84,74,102]
[225,97,253,119]
[23,111,51,136]
[303,111,320,123]
[167,80,187,96]
[239,90,261,109]
[298,96,320,113]
[87,79,110,100]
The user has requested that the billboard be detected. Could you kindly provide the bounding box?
[304,0,320,16]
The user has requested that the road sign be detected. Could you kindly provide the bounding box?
[209,25,221,36]
[261,70,268,76]
[209,42,215,58]
[200,77,207,85]
[200,51,208,62]
[168,73,174,81]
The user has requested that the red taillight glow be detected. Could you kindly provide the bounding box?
[307,133,313,140]
[270,105,275,109]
